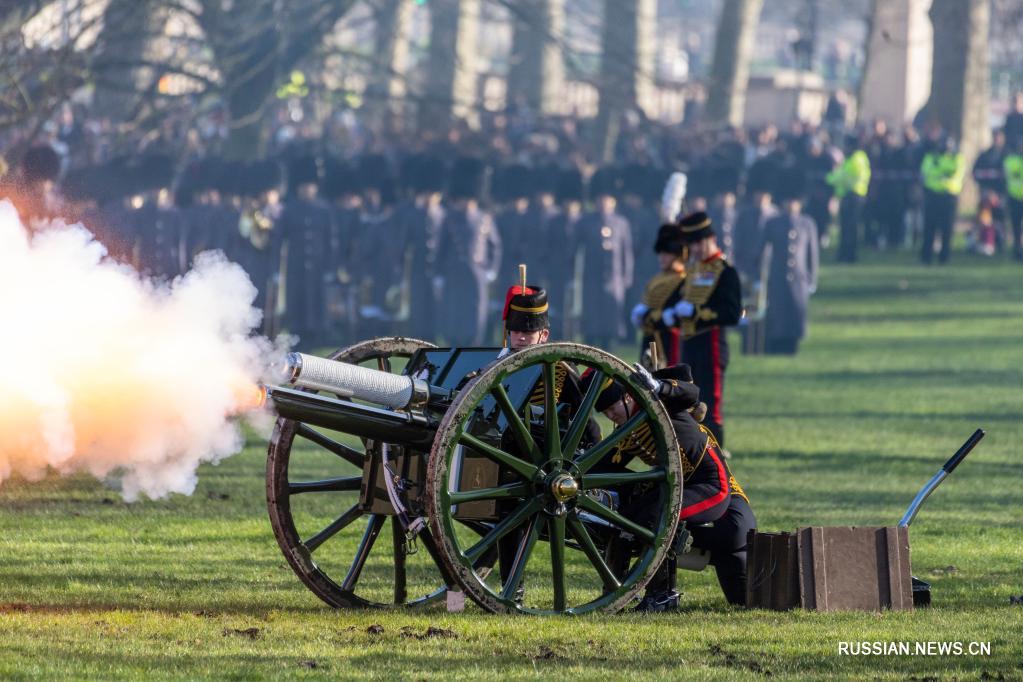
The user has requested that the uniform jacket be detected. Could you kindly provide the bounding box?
[760,211,819,341]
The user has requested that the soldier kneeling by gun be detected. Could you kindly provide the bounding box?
[582,365,756,612]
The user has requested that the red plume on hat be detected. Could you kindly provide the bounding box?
[503,284,537,321]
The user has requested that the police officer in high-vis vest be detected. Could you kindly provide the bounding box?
[920,133,965,265]
[660,212,742,449]
[827,136,871,263]
[1003,137,1023,261]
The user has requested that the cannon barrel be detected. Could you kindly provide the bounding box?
[265,385,436,449]
[279,352,430,411]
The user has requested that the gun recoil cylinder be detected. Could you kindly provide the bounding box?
[280,352,429,411]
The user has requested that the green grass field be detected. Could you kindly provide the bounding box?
[2,250,1022,680]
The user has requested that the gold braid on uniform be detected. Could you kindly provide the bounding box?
[640,270,686,362]
[696,422,749,503]
[611,421,659,465]
[529,362,568,406]
[681,258,726,338]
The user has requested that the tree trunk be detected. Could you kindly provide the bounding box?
[365,0,413,134]
[594,0,656,162]
[201,0,358,160]
[705,0,764,129]
[924,0,990,208]
[418,0,480,133]
[91,0,157,122]
[507,0,565,117]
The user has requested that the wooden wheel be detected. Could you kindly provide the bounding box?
[267,337,450,608]
[425,343,682,614]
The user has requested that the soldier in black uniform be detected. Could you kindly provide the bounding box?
[233,159,285,335]
[179,157,238,266]
[355,154,403,337]
[577,166,633,348]
[397,153,447,342]
[279,154,335,348]
[546,168,586,339]
[581,365,755,610]
[128,153,187,280]
[435,157,502,345]
[661,212,742,449]
[759,170,819,355]
[630,222,686,368]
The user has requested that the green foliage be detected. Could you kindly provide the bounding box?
[0,252,1021,679]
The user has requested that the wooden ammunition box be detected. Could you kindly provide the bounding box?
[746,526,914,612]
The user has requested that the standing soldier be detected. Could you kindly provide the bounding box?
[233,159,285,336]
[494,163,535,325]
[661,212,742,449]
[398,153,448,342]
[630,223,686,368]
[828,135,871,263]
[279,154,334,348]
[919,131,965,265]
[180,157,237,266]
[320,156,363,343]
[1003,136,1023,262]
[759,171,819,355]
[546,167,586,339]
[803,136,835,247]
[355,154,402,336]
[128,153,187,280]
[435,157,502,346]
[619,163,662,308]
[14,144,62,227]
[577,166,634,349]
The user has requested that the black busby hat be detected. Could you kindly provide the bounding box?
[623,163,648,197]
[60,165,101,203]
[321,156,358,200]
[241,159,283,197]
[287,154,321,190]
[579,370,627,412]
[359,154,392,193]
[678,211,715,243]
[745,157,775,196]
[417,154,447,194]
[532,162,560,197]
[503,284,549,333]
[21,145,61,184]
[133,153,175,193]
[773,166,806,203]
[448,157,487,201]
[654,223,685,256]
[555,168,584,203]
[588,166,623,199]
[495,163,531,202]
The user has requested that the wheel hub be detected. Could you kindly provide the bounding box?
[549,472,579,502]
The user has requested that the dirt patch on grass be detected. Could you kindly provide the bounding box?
[708,644,772,676]
[222,627,260,640]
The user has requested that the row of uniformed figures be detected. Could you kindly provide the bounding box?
[11,146,814,360]
[16,148,667,349]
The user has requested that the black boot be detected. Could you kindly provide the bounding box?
[634,553,679,613]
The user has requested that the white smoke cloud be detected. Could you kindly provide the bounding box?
[0,200,279,501]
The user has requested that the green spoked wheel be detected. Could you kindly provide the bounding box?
[267,337,450,609]
[425,343,682,614]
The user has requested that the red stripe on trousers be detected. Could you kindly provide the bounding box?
[668,328,680,365]
[711,327,723,425]
[679,445,729,519]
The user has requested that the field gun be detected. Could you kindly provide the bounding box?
[262,337,684,615]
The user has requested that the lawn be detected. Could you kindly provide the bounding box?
[1,250,1021,680]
